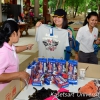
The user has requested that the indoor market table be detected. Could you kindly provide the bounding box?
[14,77,95,100]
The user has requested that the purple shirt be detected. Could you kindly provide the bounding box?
[0,42,19,91]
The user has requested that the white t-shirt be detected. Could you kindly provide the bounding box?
[35,24,69,59]
[76,24,98,53]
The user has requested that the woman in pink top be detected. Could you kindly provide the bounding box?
[0,20,33,91]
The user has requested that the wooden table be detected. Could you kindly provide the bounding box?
[18,23,29,37]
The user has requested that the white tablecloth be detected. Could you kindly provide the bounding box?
[14,78,95,100]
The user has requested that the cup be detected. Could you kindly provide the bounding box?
[79,68,85,80]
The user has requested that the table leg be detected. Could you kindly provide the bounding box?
[25,29,29,35]
[20,31,23,37]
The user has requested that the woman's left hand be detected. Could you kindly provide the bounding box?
[27,44,33,50]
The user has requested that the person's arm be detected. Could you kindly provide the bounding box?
[0,54,30,82]
[15,44,33,53]
[73,40,79,61]
[76,28,83,43]
[93,29,100,45]
[65,46,71,61]
[67,27,79,61]
[74,51,79,61]
[0,71,30,82]
[35,21,43,36]
[74,28,83,61]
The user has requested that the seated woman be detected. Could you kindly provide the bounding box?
[16,15,24,24]
[7,14,15,21]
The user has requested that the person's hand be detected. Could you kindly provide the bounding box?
[27,44,33,50]
[74,53,78,61]
[35,21,42,27]
[18,71,30,82]
[97,38,100,41]
[95,40,100,44]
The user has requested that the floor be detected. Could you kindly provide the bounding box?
[17,27,100,71]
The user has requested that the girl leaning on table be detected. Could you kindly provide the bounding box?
[76,12,100,64]
[0,20,33,91]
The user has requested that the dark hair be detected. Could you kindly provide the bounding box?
[7,13,14,19]
[83,12,98,26]
[0,20,19,48]
[52,16,68,29]
[52,9,68,29]
[18,14,23,21]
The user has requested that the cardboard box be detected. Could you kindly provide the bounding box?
[0,79,25,100]
[78,63,100,79]
[1,62,100,100]
[66,62,100,79]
